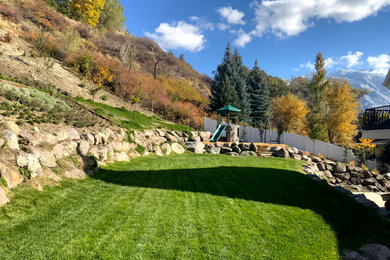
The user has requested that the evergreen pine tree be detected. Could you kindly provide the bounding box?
[248,60,270,140]
[220,74,239,107]
[308,52,329,142]
[231,49,251,121]
[210,43,236,111]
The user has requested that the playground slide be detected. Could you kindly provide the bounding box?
[210,124,227,142]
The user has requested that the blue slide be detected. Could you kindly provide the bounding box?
[210,124,226,142]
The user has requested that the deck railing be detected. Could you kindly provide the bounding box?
[362,105,390,130]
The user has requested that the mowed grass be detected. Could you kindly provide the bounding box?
[74,97,192,132]
[0,155,390,259]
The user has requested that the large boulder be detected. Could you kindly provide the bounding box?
[199,131,212,141]
[161,143,172,155]
[52,144,64,159]
[239,143,250,151]
[333,163,347,173]
[360,244,390,260]
[67,128,80,140]
[3,121,20,135]
[171,143,185,154]
[154,145,164,156]
[291,154,302,160]
[188,132,201,142]
[241,151,257,156]
[165,134,177,142]
[55,130,68,142]
[208,146,221,154]
[273,147,290,158]
[64,168,86,179]
[99,147,108,161]
[186,141,204,154]
[16,152,42,178]
[220,147,233,154]
[114,152,130,161]
[0,163,23,189]
[3,130,19,150]
[81,133,95,145]
[63,141,78,157]
[36,150,57,168]
[77,141,90,156]
[0,187,9,206]
[89,147,100,160]
[363,178,377,186]
[43,133,58,145]
[232,145,241,154]
[333,172,351,181]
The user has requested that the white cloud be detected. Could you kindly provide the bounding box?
[299,61,315,70]
[233,30,252,47]
[218,23,230,31]
[217,6,246,25]
[340,51,364,68]
[367,54,390,74]
[189,16,215,31]
[251,0,390,38]
[145,21,206,52]
[325,57,337,69]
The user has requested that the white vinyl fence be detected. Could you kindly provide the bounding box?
[204,118,378,169]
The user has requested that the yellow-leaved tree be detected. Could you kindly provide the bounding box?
[271,93,309,142]
[72,0,106,27]
[326,79,360,145]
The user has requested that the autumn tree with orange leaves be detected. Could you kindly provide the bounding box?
[271,93,309,142]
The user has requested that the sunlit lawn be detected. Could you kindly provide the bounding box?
[0,154,389,259]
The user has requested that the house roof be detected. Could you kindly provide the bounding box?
[216,105,241,113]
[384,69,390,90]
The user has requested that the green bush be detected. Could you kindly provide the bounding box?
[101,95,108,101]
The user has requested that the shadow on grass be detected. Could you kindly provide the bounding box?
[93,165,390,252]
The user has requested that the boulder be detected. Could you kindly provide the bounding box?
[375,174,385,181]
[18,131,36,146]
[302,155,311,162]
[270,146,282,152]
[16,152,42,178]
[67,128,80,140]
[186,141,204,154]
[350,171,365,179]
[290,147,299,154]
[63,141,78,157]
[226,152,239,156]
[99,147,108,161]
[94,134,101,145]
[0,187,9,206]
[114,152,130,161]
[3,121,20,135]
[363,178,377,186]
[77,141,90,156]
[384,173,390,180]
[36,150,57,168]
[317,163,326,171]
[43,133,58,145]
[0,163,23,189]
[311,156,322,163]
[97,132,108,144]
[165,134,177,142]
[122,142,137,153]
[239,143,250,151]
[171,143,185,154]
[273,148,290,158]
[167,131,180,139]
[81,133,95,145]
[89,147,100,159]
[161,143,172,155]
[199,131,212,141]
[52,144,64,159]
[155,129,165,137]
[363,170,373,178]
[208,146,221,154]
[241,151,257,156]
[323,170,333,179]
[342,249,369,260]
[333,172,351,181]
[64,168,86,179]
[292,154,302,160]
[220,147,233,154]
[104,128,117,141]
[111,142,123,152]
[153,145,164,156]
[55,130,68,142]
[232,145,241,154]
[249,143,257,153]
[333,163,347,173]
[3,130,19,150]
[360,244,390,260]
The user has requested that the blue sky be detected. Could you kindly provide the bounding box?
[123,0,390,79]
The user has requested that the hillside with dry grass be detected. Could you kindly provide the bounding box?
[0,0,211,128]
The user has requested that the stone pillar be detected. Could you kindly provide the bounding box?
[226,124,239,143]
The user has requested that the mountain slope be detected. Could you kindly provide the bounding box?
[329,70,390,110]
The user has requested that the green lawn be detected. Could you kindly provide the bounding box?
[74,97,192,133]
[0,155,389,259]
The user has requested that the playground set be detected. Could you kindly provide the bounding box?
[210,105,241,143]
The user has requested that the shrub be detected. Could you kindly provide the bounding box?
[0,3,22,23]
[101,95,108,101]
[19,167,32,179]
